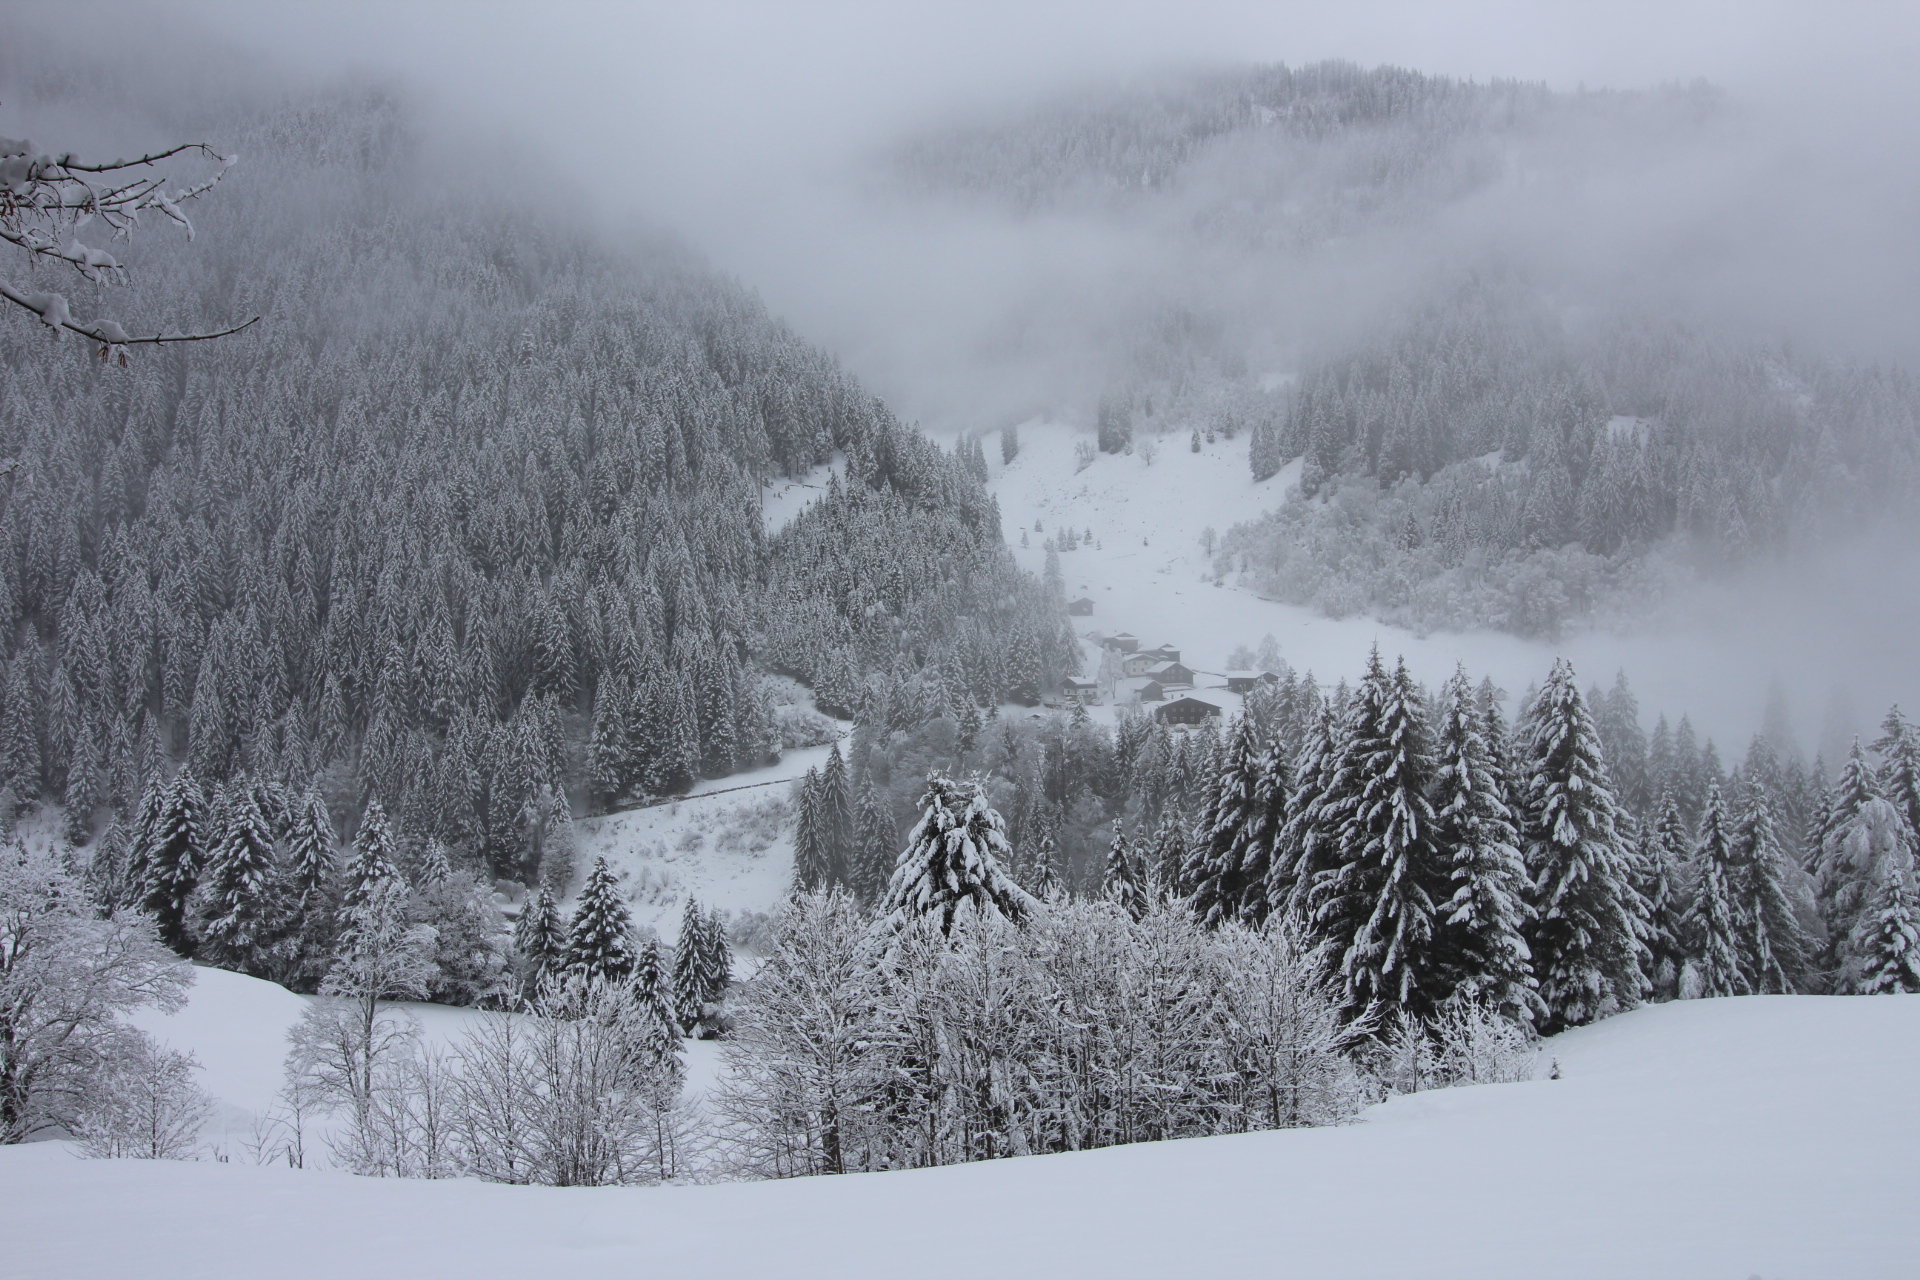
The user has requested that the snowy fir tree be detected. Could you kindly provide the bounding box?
[702,906,733,1007]
[1431,667,1541,1023]
[1871,706,1920,839]
[881,776,1037,935]
[1103,823,1145,921]
[282,788,337,911]
[1298,651,1451,1021]
[792,768,833,893]
[1821,791,1914,992]
[341,798,405,918]
[1813,742,1910,985]
[818,744,854,886]
[513,881,566,998]
[1027,830,1063,899]
[1814,741,1886,915]
[1185,716,1268,928]
[671,896,722,1033]
[566,856,639,983]
[1518,659,1648,1031]
[139,768,205,957]
[1638,790,1691,1000]
[852,778,897,905]
[1144,813,1189,899]
[1854,861,1920,994]
[195,782,277,976]
[1731,783,1809,994]
[1274,701,1340,923]
[632,941,687,1075]
[1680,785,1748,999]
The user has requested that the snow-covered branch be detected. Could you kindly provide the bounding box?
[1,134,256,355]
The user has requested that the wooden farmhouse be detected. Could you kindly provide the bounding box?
[1103,631,1140,653]
[1061,676,1099,704]
[1144,660,1194,686]
[1067,597,1095,616]
[1154,695,1222,725]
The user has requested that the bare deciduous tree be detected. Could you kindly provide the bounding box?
[0,842,192,1143]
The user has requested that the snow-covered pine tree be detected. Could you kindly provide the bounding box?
[1475,677,1518,802]
[818,744,853,887]
[1731,783,1809,994]
[1103,822,1145,920]
[1431,666,1541,1023]
[702,905,733,1008]
[851,777,896,905]
[140,767,205,956]
[1273,700,1339,924]
[1242,730,1293,925]
[1518,658,1648,1032]
[1144,813,1188,899]
[632,940,685,1072]
[1871,705,1920,839]
[1638,790,1691,1000]
[120,779,166,911]
[340,798,403,917]
[1812,741,1903,981]
[792,768,832,893]
[1680,784,1748,999]
[1301,651,1451,1022]
[514,881,566,998]
[284,790,337,898]
[587,674,631,806]
[566,856,638,983]
[196,781,277,976]
[414,837,454,888]
[1854,861,1920,994]
[1028,829,1063,899]
[671,896,706,1032]
[1185,716,1266,928]
[880,775,1037,936]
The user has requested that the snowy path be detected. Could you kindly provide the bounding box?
[9,993,1916,1279]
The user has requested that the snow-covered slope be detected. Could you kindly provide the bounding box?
[989,421,1866,747]
[8,987,1915,1279]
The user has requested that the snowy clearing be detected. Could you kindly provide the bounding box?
[8,982,1915,1279]
[570,737,846,942]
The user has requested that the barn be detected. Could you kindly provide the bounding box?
[1067,597,1095,616]
[1154,695,1221,725]
[1145,661,1194,686]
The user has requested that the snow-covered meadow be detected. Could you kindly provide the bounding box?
[7,980,1915,1279]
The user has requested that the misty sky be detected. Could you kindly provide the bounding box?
[24,1,1917,412]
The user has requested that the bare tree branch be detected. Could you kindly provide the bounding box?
[1,133,252,355]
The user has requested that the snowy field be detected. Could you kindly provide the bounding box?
[986,421,1915,751]
[5,982,1915,1279]
[117,966,729,1159]
[571,738,843,942]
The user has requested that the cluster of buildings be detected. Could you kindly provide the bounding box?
[1058,621,1280,726]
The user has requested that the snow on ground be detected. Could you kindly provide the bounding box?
[992,421,1564,717]
[760,458,842,534]
[988,420,1883,749]
[8,992,1917,1279]
[123,966,732,1159]
[571,737,843,943]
